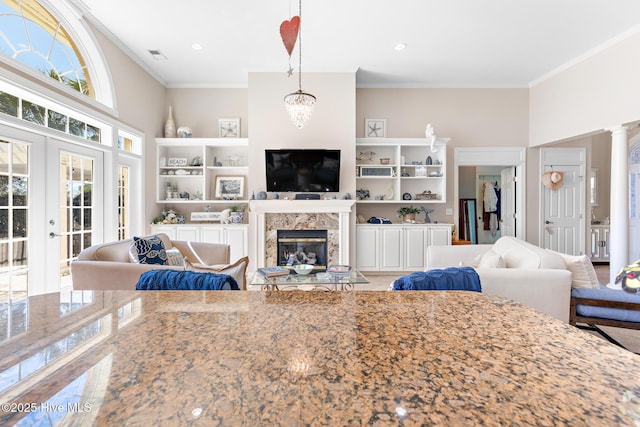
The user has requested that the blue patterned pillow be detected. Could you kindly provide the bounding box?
[131,236,168,265]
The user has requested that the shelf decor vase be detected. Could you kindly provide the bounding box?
[164,106,177,138]
[230,212,245,224]
[402,213,416,222]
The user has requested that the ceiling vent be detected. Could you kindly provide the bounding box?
[148,49,167,60]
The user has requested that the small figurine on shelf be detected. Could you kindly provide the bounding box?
[421,207,434,223]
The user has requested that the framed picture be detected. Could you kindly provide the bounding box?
[214,176,244,199]
[365,118,386,138]
[218,118,240,138]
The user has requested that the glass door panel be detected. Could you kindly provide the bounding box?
[46,140,102,291]
[0,140,29,301]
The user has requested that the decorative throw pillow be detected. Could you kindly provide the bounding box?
[548,250,599,289]
[166,248,186,267]
[477,249,506,268]
[130,235,168,265]
[188,256,249,289]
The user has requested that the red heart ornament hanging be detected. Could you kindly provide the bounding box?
[280,16,300,57]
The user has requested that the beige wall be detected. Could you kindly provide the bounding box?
[90,27,167,229]
[165,88,249,138]
[248,72,356,195]
[530,31,640,146]
[355,88,530,226]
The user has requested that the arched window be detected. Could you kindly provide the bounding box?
[0,0,93,96]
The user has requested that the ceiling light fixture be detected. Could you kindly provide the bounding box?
[191,43,203,51]
[283,0,316,129]
[394,43,407,51]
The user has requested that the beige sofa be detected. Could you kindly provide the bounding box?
[426,236,572,322]
[71,233,248,290]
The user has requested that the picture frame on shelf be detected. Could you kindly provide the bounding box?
[219,118,240,138]
[214,176,245,199]
[365,118,386,138]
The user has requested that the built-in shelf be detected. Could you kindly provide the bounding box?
[355,138,449,204]
[156,138,249,203]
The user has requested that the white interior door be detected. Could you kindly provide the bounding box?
[500,167,516,237]
[542,165,583,254]
[45,140,103,292]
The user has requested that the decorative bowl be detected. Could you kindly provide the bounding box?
[379,158,390,165]
[293,264,314,275]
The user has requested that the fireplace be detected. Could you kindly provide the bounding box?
[249,200,356,270]
[277,230,328,270]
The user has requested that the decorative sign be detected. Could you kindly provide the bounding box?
[190,212,222,222]
[167,158,188,166]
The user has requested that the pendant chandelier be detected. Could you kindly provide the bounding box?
[283,0,316,129]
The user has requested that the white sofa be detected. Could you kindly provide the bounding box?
[426,236,572,322]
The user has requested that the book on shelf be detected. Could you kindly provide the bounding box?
[257,266,290,278]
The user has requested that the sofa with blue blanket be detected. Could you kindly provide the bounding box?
[426,236,572,322]
[71,233,248,290]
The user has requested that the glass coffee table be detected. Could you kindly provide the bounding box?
[250,269,369,291]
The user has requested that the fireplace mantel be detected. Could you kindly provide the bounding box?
[249,200,356,269]
[249,199,355,214]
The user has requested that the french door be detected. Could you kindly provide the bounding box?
[45,139,103,293]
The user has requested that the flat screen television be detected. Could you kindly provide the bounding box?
[265,149,340,192]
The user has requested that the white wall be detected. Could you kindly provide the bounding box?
[530,31,640,147]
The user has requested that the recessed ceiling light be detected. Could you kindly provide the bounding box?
[394,43,407,51]
[192,43,203,51]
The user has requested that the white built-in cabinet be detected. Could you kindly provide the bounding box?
[156,138,248,203]
[590,225,610,262]
[150,224,248,262]
[356,224,453,272]
[355,138,449,204]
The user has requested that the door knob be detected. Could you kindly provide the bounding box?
[49,232,61,238]
[545,220,554,224]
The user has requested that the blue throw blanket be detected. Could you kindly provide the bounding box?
[392,267,482,292]
[136,270,240,290]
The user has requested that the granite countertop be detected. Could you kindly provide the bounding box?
[0,290,639,426]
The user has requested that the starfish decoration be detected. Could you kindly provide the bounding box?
[287,65,294,77]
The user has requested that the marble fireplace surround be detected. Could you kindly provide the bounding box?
[249,200,356,269]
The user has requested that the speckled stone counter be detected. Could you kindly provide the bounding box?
[1,290,639,426]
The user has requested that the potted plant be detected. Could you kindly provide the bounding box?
[228,204,247,224]
[397,206,421,223]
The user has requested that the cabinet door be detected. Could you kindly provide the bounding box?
[201,226,225,243]
[427,226,452,246]
[356,227,379,271]
[150,225,177,240]
[404,227,426,270]
[380,227,403,271]
[601,227,610,260]
[590,227,601,260]
[175,226,201,242]
[225,226,248,260]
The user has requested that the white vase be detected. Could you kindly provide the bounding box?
[164,106,177,138]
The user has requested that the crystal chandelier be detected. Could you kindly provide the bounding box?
[284,0,316,129]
